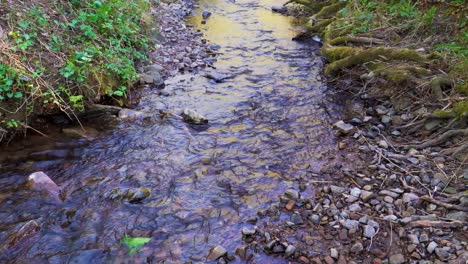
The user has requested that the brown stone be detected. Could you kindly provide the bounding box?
[310,257,323,264]
[338,229,348,240]
[285,200,295,211]
[337,256,347,264]
[299,256,311,264]
[372,258,382,264]
[324,256,335,264]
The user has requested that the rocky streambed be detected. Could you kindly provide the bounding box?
[0,0,466,263]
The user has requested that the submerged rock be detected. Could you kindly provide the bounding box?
[202,11,212,19]
[271,6,287,14]
[62,126,98,140]
[118,109,147,120]
[104,187,150,203]
[181,109,208,125]
[4,220,40,249]
[27,171,60,200]
[206,245,227,261]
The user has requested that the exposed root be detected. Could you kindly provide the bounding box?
[324,47,427,75]
[415,128,468,149]
[408,220,466,228]
[431,76,452,100]
[421,195,468,212]
[329,36,384,46]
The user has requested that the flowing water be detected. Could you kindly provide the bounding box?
[0,0,338,262]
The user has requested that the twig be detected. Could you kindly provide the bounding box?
[408,220,466,228]
[421,195,468,212]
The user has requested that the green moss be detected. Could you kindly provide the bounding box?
[324,47,427,75]
[312,2,347,20]
[453,100,468,118]
[305,18,335,35]
[455,82,468,95]
[432,109,455,118]
[321,46,361,62]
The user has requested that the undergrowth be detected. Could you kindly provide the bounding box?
[0,0,152,138]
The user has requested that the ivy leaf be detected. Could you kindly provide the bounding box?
[14,91,23,98]
[121,236,151,256]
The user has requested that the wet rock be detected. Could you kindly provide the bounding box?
[202,11,212,19]
[427,241,438,254]
[27,171,60,199]
[285,189,299,200]
[118,109,147,120]
[350,242,363,253]
[241,227,256,236]
[181,109,208,124]
[363,225,376,238]
[207,245,227,261]
[271,6,287,13]
[62,126,98,140]
[4,220,40,248]
[127,187,150,203]
[389,253,405,264]
[203,70,233,82]
[291,213,304,225]
[333,121,355,134]
[285,245,296,258]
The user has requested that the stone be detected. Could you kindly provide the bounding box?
[384,196,394,204]
[204,70,233,82]
[363,225,376,238]
[359,215,368,224]
[181,109,208,125]
[291,213,304,225]
[350,242,363,253]
[127,187,150,203]
[207,245,227,261]
[419,233,429,243]
[348,203,361,212]
[381,115,391,124]
[389,253,405,264]
[350,187,361,198]
[299,256,310,264]
[360,190,374,202]
[342,220,359,233]
[407,234,419,244]
[285,189,299,200]
[285,245,296,258]
[378,140,388,149]
[384,215,398,221]
[4,220,40,249]
[330,185,345,195]
[434,247,450,261]
[27,171,61,200]
[445,211,466,221]
[285,200,295,211]
[324,256,335,264]
[367,219,379,229]
[62,126,98,140]
[309,214,321,224]
[379,190,399,198]
[241,227,256,236]
[118,109,146,120]
[139,74,154,84]
[333,121,355,134]
[427,241,438,254]
[402,193,419,204]
[330,248,338,259]
[202,11,212,19]
[271,6,287,14]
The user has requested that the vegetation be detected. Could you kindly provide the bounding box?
[0,0,153,140]
[121,235,151,255]
[288,0,467,158]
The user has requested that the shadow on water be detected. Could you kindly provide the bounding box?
[0,0,338,262]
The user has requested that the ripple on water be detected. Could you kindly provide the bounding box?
[0,0,336,262]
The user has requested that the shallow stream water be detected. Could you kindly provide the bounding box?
[0,0,338,262]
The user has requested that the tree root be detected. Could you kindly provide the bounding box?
[324,47,427,75]
[421,195,468,212]
[415,128,468,149]
[408,220,465,228]
[329,36,384,46]
[311,2,346,20]
[293,18,336,41]
[321,46,362,62]
[431,76,452,100]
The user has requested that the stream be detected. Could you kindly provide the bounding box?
[0,0,338,262]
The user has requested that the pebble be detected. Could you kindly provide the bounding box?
[206,245,227,261]
[201,10,212,19]
[367,219,379,229]
[379,190,399,198]
[285,245,296,258]
[402,193,419,204]
[359,215,368,224]
[389,253,405,264]
[360,190,374,202]
[285,189,299,200]
[384,215,398,221]
[348,203,361,212]
[241,227,256,236]
[285,200,295,211]
[350,242,363,253]
[342,220,359,233]
[291,213,304,225]
[435,247,450,261]
[363,225,376,238]
[407,234,419,244]
[333,121,355,134]
[350,187,361,197]
[309,214,321,224]
[324,256,335,264]
[330,248,338,259]
[330,185,345,195]
[27,171,61,200]
[427,241,438,254]
[383,196,394,204]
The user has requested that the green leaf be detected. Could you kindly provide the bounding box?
[14,91,23,98]
[121,236,151,248]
